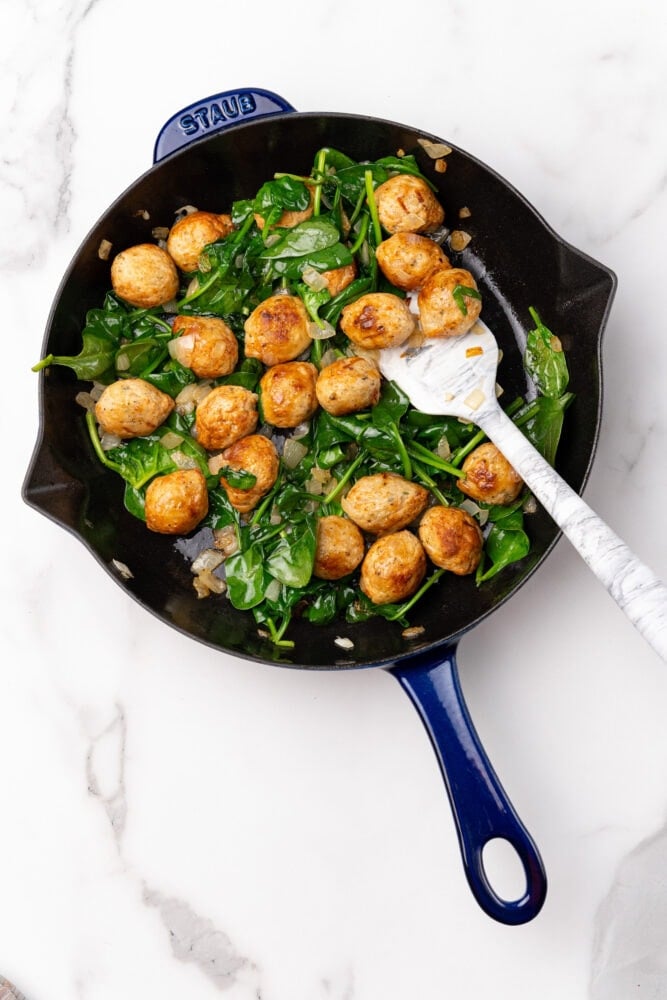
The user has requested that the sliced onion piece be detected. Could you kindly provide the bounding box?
[308,320,336,340]
[168,333,195,367]
[302,266,328,291]
[282,438,308,469]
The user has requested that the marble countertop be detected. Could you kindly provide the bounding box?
[3,1,667,997]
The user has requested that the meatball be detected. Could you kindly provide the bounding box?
[218,434,279,514]
[418,266,482,338]
[111,243,179,309]
[171,315,238,379]
[418,506,483,575]
[166,211,234,273]
[95,378,174,439]
[376,232,450,291]
[313,515,365,581]
[360,530,427,605]
[341,472,429,534]
[457,443,523,506]
[244,294,312,366]
[340,292,415,350]
[320,262,357,297]
[259,361,318,428]
[144,468,209,535]
[315,356,381,416]
[374,174,445,235]
[194,385,258,451]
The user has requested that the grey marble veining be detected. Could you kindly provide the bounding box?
[591,818,667,997]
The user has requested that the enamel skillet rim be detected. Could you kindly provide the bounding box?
[22,110,617,671]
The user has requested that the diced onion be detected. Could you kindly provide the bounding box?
[418,138,452,159]
[116,353,130,372]
[175,381,212,414]
[282,438,308,469]
[100,432,122,451]
[290,421,310,441]
[319,348,339,369]
[450,230,472,251]
[435,435,451,460]
[175,205,198,220]
[308,320,336,340]
[192,548,225,574]
[97,239,112,260]
[152,226,170,240]
[161,431,184,449]
[168,333,195,366]
[193,568,226,598]
[459,499,489,527]
[402,625,425,640]
[170,450,198,470]
[334,636,354,650]
[111,559,134,580]
[302,266,328,291]
[213,525,239,557]
[75,390,97,413]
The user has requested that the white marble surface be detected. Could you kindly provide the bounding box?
[3,0,667,997]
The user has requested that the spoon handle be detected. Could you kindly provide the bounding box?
[479,406,667,662]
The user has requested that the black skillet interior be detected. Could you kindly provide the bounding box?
[23,112,616,668]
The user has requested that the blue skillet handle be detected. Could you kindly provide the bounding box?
[153,88,296,163]
[389,643,547,924]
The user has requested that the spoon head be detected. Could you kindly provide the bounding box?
[378,318,500,421]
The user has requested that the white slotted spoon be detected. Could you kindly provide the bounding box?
[378,319,667,663]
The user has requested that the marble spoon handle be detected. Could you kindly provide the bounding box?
[479,405,667,662]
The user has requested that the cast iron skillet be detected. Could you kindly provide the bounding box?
[22,88,617,925]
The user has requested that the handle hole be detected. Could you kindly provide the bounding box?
[482,837,527,902]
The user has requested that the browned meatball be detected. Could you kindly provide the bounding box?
[313,515,365,580]
[374,174,445,234]
[194,385,258,451]
[360,530,427,605]
[376,232,450,291]
[457,443,523,506]
[418,266,482,338]
[111,244,179,309]
[418,506,483,574]
[259,361,318,428]
[218,434,280,514]
[320,262,357,296]
[340,292,415,350]
[144,469,209,535]
[341,473,429,534]
[166,211,234,273]
[171,315,238,379]
[95,378,175,439]
[315,356,381,416]
[244,294,312,366]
